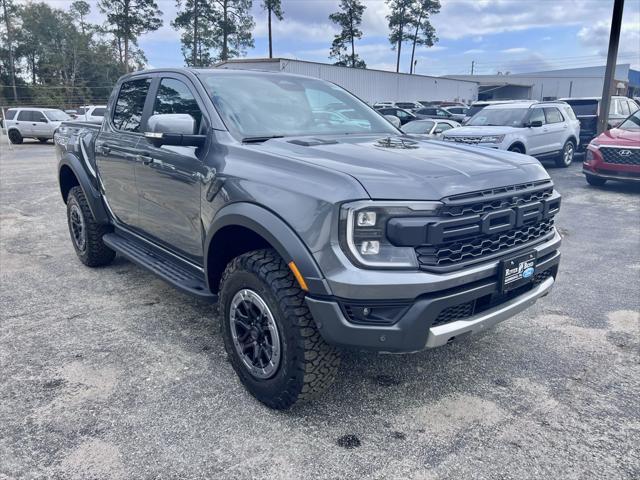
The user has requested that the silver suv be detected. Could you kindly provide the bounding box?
[3,108,70,144]
[442,101,581,167]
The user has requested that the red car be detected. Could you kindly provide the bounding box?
[583,110,640,186]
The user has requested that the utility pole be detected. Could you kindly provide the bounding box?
[598,0,624,135]
[1,0,18,102]
[471,60,475,75]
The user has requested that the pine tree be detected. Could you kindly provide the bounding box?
[98,0,163,72]
[214,0,254,62]
[173,0,217,66]
[329,0,366,68]
[407,0,440,74]
[386,0,414,73]
[262,0,283,59]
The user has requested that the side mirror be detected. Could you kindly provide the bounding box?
[145,113,206,147]
[384,115,401,128]
[528,120,543,128]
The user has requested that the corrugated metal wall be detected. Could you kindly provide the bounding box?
[216,59,478,104]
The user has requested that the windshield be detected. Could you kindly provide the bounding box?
[618,111,640,130]
[467,108,529,127]
[466,105,486,117]
[44,110,70,121]
[198,72,398,139]
[564,100,598,116]
[402,120,435,133]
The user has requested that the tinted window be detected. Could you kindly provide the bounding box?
[153,78,203,131]
[113,78,151,132]
[418,108,436,115]
[465,105,487,117]
[467,108,528,127]
[528,108,546,125]
[395,109,412,119]
[17,111,34,121]
[544,107,563,124]
[92,107,106,116]
[436,122,454,132]
[564,100,598,116]
[396,103,415,109]
[5,109,17,120]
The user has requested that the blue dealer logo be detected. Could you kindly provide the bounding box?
[523,267,535,278]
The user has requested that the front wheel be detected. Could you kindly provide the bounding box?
[508,144,524,154]
[219,249,340,409]
[585,174,607,187]
[556,140,575,168]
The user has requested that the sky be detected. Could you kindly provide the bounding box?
[38,0,640,75]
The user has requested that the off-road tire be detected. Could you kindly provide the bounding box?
[66,186,115,267]
[556,140,575,168]
[8,129,23,144]
[38,137,48,143]
[219,249,340,409]
[585,174,607,187]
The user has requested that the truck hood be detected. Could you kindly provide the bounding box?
[443,125,523,137]
[253,134,550,200]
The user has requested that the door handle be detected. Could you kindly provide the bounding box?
[136,154,154,165]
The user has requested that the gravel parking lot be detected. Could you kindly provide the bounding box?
[1,139,639,479]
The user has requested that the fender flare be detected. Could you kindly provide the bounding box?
[58,153,110,225]
[205,203,331,296]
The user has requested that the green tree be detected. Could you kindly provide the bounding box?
[70,0,90,36]
[98,0,163,71]
[262,0,283,59]
[173,0,217,66]
[407,0,440,74]
[386,0,414,73]
[1,0,19,101]
[214,0,254,62]
[329,0,366,68]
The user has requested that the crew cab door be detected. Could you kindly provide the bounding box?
[15,110,34,136]
[134,75,208,263]
[95,77,152,226]
[524,107,547,156]
[543,107,566,152]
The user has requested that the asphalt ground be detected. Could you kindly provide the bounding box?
[1,139,639,479]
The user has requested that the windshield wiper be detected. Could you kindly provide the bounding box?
[241,135,284,143]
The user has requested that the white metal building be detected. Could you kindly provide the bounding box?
[445,64,638,101]
[215,58,479,105]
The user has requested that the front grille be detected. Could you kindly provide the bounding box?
[433,301,474,327]
[600,147,640,166]
[532,269,553,286]
[416,218,555,268]
[444,135,483,144]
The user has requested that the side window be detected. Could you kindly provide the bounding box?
[153,78,203,132]
[396,110,410,119]
[617,99,629,116]
[544,107,563,124]
[113,78,151,132]
[93,107,106,116]
[629,100,639,113]
[17,111,33,121]
[33,111,47,122]
[436,122,453,132]
[562,106,577,121]
[436,109,448,117]
[528,108,546,125]
[5,109,17,120]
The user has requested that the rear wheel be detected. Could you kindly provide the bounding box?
[585,174,607,187]
[219,249,340,409]
[8,129,22,144]
[38,137,49,143]
[556,140,575,168]
[66,186,115,267]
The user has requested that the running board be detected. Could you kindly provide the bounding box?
[103,233,217,302]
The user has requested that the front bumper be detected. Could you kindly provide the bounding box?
[307,248,560,353]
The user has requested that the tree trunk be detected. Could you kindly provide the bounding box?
[221,0,229,61]
[123,0,130,71]
[193,0,199,66]
[409,9,422,74]
[395,24,403,73]
[349,10,355,68]
[268,7,273,58]
[2,0,18,102]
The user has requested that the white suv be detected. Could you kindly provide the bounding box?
[442,101,581,167]
[3,107,70,144]
[75,105,107,123]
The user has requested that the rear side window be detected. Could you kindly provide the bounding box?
[4,109,17,120]
[113,78,151,132]
[17,111,34,121]
[544,107,564,124]
[153,78,203,132]
[562,106,576,121]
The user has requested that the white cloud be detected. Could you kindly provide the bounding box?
[501,47,528,54]
[464,49,485,55]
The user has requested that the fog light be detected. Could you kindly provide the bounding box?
[360,241,380,255]
[356,211,377,227]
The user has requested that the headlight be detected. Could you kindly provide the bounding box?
[340,201,442,269]
[479,135,505,143]
[589,140,600,149]
[585,150,594,161]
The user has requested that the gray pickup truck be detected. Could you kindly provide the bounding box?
[55,68,562,409]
